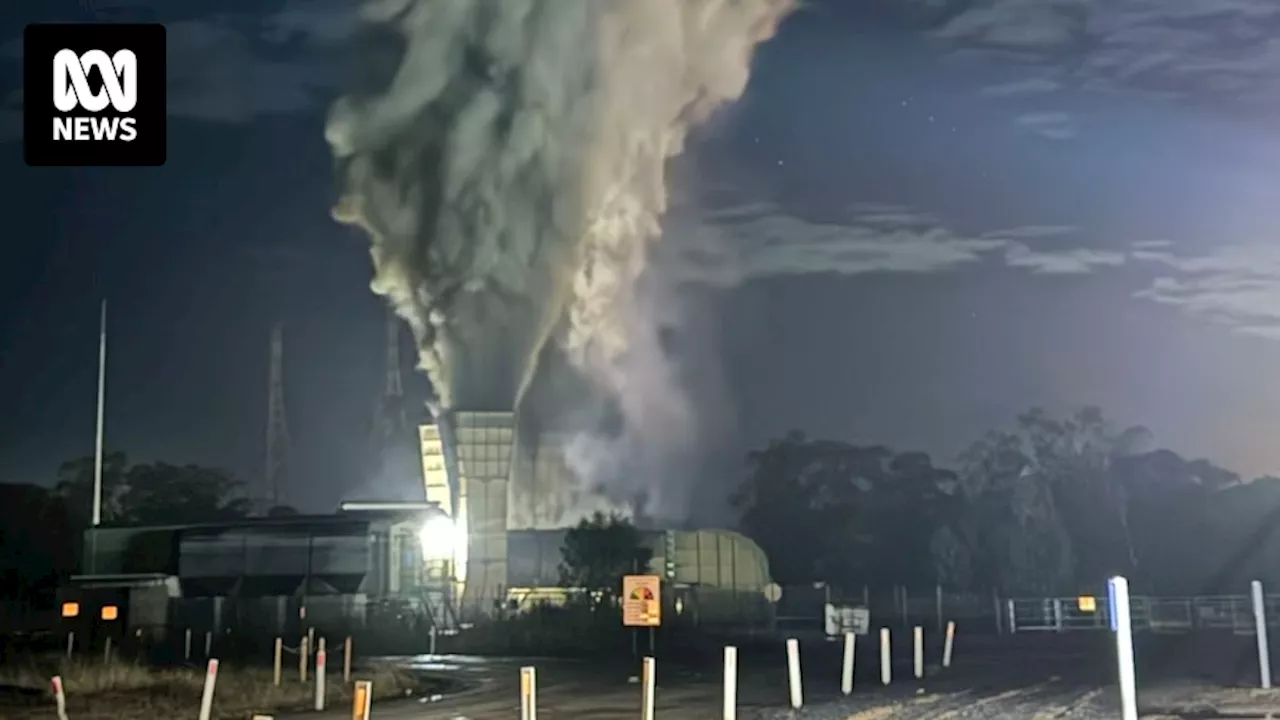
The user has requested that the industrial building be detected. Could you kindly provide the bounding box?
[62,412,775,639]
[63,503,457,642]
[418,410,775,623]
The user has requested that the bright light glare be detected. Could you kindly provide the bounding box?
[419,515,456,559]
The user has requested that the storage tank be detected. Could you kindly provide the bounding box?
[657,529,773,627]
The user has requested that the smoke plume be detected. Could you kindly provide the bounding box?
[326,0,794,413]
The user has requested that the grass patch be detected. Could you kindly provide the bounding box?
[0,656,433,719]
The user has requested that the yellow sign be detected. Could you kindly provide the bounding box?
[100,605,119,621]
[61,602,80,618]
[622,575,661,627]
[1078,595,1097,612]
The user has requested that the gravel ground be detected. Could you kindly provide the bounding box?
[752,681,1122,720]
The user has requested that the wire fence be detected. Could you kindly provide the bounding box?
[1005,593,1280,634]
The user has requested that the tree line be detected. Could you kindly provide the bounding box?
[0,453,255,610]
[732,406,1280,596]
[6,404,1277,615]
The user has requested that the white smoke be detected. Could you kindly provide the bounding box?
[326,0,795,415]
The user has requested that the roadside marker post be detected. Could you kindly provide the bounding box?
[942,621,956,668]
[879,628,891,685]
[300,636,310,682]
[344,637,353,683]
[315,638,328,711]
[352,680,372,720]
[273,637,283,687]
[198,659,219,720]
[1107,577,1138,720]
[1253,580,1272,689]
[913,626,924,679]
[185,629,192,660]
[65,632,74,659]
[520,666,537,720]
[722,646,737,720]
[51,676,69,720]
[840,632,855,695]
[204,630,212,658]
[640,656,656,720]
[785,638,803,709]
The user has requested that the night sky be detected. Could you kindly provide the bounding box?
[5,0,1280,517]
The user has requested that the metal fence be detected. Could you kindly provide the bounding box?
[774,584,1004,637]
[1005,594,1280,634]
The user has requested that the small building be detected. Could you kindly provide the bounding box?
[61,502,455,645]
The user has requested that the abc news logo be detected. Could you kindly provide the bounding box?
[25,23,166,167]
[53,49,139,142]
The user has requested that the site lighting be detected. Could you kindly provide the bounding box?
[419,514,457,559]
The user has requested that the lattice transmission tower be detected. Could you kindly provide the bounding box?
[371,308,409,453]
[265,322,292,507]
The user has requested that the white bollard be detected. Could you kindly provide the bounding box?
[880,628,891,685]
[520,666,537,720]
[185,628,192,660]
[1107,577,1138,720]
[785,638,803,709]
[913,626,924,679]
[840,632,856,695]
[273,637,283,687]
[942,621,956,668]
[51,676,69,720]
[640,656,656,720]
[103,637,112,664]
[344,637,353,684]
[65,632,74,659]
[198,659,218,720]
[722,646,737,720]
[1253,580,1272,689]
[352,680,373,720]
[204,630,212,658]
[315,638,327,711]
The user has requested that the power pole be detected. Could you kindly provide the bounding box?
[265,323,291,508]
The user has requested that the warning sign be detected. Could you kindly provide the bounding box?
[623,575,662,627]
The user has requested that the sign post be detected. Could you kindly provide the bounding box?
[1107,577,1138,720]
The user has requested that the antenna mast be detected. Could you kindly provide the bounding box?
[91,299,107,527]
[265,323,291,507]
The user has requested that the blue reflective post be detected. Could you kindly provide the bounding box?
[1107,577,1138,720]
[1252,580,1271,688]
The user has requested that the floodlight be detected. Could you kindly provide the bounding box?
[419,514,456,559]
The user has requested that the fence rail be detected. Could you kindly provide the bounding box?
[1006,594,1279,634]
